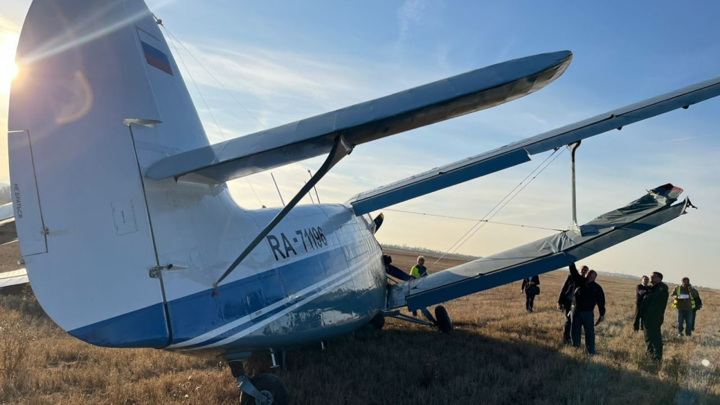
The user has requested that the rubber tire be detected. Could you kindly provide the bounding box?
[240,373,289,405]
[435,305,454,334]
[369,313,385,330]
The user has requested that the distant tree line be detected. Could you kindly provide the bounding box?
[381,243,480,261]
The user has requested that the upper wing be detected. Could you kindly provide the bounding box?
[145,51,572,184]
[349,76,720,215]
[388,184,686,311]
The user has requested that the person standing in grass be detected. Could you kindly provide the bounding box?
[558,265,588,344]
[568,263,605,355]
[690,293,702,333]
[671,277,700,337]
[521,275,540,312]
[409,256,428,316]
[633,275,651,331]
[639,271,668,361]
[410,256,428,279]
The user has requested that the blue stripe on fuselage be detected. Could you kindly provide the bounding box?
[167,246,350,344]
[69,246,354,348]
[68,302,169,348]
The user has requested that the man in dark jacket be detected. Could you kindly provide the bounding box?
[633,275,651,331]
[639,271,669,361]
[558,265,588,344]
[569,263,605,355]
[521,275,540,312]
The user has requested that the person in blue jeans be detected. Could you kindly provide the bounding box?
[568,263,606,355]
[671,277,700,337]
[521,275,540,312]
[557,265,588,344]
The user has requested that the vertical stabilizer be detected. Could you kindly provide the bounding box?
[8,0,215,347]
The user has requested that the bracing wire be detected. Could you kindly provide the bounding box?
[160,23,323,207]
[159,22,266,207]
[383,208,565,232]
[160,25,267,131]
[432,147,566,265]
[163,28,226,141]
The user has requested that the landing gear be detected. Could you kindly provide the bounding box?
[382,305,454,333]
[229,361,289,405]
[270,350,286,370]
[434,305,454,334]
[240,373,289,405]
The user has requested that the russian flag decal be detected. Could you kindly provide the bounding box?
[141,41,173,75]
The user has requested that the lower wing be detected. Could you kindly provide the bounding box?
[388,184,686,311]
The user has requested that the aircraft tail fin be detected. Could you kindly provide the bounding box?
[7,0,214,347]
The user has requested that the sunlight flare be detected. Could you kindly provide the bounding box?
[0,33,19,94]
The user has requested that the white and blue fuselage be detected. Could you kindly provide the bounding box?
[9,0,715,364]
[8,0,388,360]
[71,198,388,356]
[163,204,387,355]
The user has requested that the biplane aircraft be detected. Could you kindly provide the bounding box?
[5,0,720,403]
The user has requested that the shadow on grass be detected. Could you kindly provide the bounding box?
[272,327,719,405]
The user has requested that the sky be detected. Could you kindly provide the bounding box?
[1,1,720,288]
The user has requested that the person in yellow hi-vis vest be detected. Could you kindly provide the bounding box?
[409,256,428,316]
[671,277,700,337]
[410,256,428,279]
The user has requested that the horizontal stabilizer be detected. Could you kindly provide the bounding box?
[349,76,720,215]
[0,268,28,289]
[388,184,687,311]
[0,202,17,245]
[146,51,572,184]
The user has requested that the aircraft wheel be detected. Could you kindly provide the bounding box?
[369,313,385,330]
[240,373,289,405]
[435,305,454,334]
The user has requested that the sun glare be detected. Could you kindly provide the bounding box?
[0,34,19,95]
[0,60,18,81]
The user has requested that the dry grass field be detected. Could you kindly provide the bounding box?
[0,244,718,404]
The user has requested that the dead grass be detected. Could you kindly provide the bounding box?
[0,248,718,404]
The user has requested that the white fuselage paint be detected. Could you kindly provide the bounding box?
[8,0,388,357]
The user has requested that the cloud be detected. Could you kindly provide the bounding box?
[397,0,429,42]
[171,42,381,116]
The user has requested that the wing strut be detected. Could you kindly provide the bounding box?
[212,135,353,287]
[568,141,582,235]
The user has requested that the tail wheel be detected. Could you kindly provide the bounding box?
[435,305,454,334]
[240,373,289,405]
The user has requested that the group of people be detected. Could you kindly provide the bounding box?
[547,264,703,361]
[632,274,702,361]
[403,255,704,363]
[521,264,607,356]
